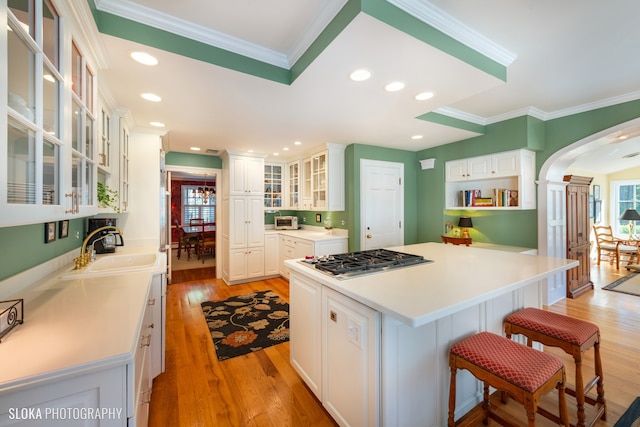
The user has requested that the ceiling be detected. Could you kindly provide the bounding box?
[92,0,640,173]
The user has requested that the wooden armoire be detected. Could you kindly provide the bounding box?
[564,175,593,298]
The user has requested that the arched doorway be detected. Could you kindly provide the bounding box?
[537,117,640,304]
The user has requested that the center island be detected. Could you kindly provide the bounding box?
[285,242,578,427]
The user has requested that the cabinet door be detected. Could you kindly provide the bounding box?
[264,233,280,276]
[466,155,492,179]
[246,247,265,279]
[247,196,265,247]
[301,157,312,209]
[445,159,467,182]
[229,197,248,249]
[289,271,323,399]
[322,287,380,427]
[491,150,519,177]
[296,238,314,259]
[228,248,248,281]
[286,161,300,209]
[246,157,264,194]
[311,152,328,209]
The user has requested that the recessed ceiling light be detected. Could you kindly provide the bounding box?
[350,69,371,82]
[294,141,302,145]
[415,91,434,101]
[150,121,165,127]
[411,135,424,140]
[130,51,158,66]
[283,147,289,151]
[273,152,279,156]
[385,81,405,92]
[618,134,629,140]
[190,147,201,151]
[141,93,162,102]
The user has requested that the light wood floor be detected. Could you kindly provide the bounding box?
[150,262,639,426]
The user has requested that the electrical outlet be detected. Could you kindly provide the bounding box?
[347,318,362,347]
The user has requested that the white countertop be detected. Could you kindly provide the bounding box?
[286,242,578,327]
[0,248,165,392]
[266,228,348,242]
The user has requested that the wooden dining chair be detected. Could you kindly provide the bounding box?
[593,225,639,269]
[197,230,216,263]
[174,219,195,260]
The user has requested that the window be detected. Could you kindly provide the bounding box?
[182,185,216,224]
[612,180,640,236]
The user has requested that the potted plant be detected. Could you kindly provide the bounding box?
[97,182,121,212]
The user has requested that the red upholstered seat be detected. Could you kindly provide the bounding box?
[450,331,563,394]
[504,307,598,345]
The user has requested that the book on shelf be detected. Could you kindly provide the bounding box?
[459,189,481,207]
[493,189,518,207]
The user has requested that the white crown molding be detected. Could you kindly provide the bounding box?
[433,107,487,125]
[286,0,348,65]
[94,0,290,68]
[387,0,517,67]
[57,0,109,70]
[544,90,640,121]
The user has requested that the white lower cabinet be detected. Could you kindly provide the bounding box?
[264,233,280,276]
[0,285,155,427]
[228,247,265,282]
[290,271,380,427]
[279,236,347,279]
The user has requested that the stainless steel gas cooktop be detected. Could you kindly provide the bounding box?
[301,248,432,279]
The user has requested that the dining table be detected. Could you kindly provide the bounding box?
[182,224,215,239]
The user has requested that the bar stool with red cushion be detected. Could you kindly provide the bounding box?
[448,331,569,427]
[504,307,606,427]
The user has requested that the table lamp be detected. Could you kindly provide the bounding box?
[458,216,473,239]
[620,208,640,239]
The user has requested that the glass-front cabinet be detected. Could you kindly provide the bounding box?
[264,163,283,209]
[286,160,300,209]
[2,1,102,226]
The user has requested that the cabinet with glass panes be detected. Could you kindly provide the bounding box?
[3,1,101,225]
[264,163,283,209]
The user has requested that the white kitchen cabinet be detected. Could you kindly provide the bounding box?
[285,160,300,209]
[264,233,280,276]
[303,144,345,211]
[227,154,264,195]
[444,149,536,210]
[264,162,284,209]
[289,272,323,399]
[149,272,166,379]
[279,235,347,279]
[228,247,265,282]
[0,277,155,427]
[228,196,264,249]
[322,287,380,427]
[301,157,313,210]
[289,272,380,427]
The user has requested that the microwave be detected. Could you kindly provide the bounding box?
[274,216,298,230]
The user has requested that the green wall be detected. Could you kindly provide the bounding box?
[0,218,85,281]
[416,101,640,248]
[165,152,222,169]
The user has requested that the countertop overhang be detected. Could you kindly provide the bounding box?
[286,242,578,327]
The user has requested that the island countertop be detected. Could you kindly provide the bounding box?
[286,242,578,327]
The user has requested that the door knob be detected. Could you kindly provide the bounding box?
[366,234,372,239]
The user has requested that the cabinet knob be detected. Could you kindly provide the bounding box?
[366,234,372,239]
[330,310,337,322]
[148,298,156,306]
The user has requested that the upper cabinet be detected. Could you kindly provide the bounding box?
[2,3,103,226]
[226,154,264,195]
[444,149,536,210]
[300,143,345,211]
[285,160,300,209]
[264,162,283,210]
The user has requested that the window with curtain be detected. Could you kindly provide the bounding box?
[613,180,640,236]
[182,185,215,224]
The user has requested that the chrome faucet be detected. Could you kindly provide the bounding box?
[75,225,124,268]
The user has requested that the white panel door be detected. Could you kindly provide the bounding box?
[360,160,403,250]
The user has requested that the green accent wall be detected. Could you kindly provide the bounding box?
[0,218,85,281]
[417,111,486,134]
[165,151,222,169]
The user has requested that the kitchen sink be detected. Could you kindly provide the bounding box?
[60,252,163,279]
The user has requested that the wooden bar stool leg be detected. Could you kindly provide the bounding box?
[594,341,607,420]
[574,352,586,427]
[448,363,457,427]
[483,384,491,425]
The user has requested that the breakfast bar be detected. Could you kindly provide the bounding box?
[286,242,578,427]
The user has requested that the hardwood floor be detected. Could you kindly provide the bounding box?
[150,262,639,426]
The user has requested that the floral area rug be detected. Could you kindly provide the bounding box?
[201,290,289,361]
